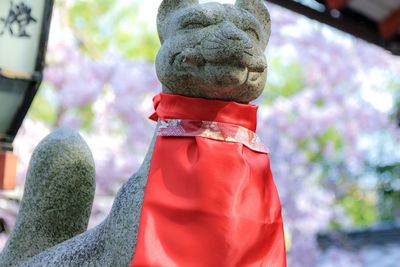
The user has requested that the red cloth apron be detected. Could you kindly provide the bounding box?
[130,93,286,267]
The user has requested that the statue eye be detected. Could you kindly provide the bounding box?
[184,22,207,29]
[244,28,260,41]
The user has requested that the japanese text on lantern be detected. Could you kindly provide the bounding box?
[0,0,45,74]
[0,1,37,38]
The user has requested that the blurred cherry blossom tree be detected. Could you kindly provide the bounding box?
[1,1,399,266]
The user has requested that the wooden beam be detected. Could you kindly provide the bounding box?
[267,0,380,45]
[379,8,400,39]
[0,151,17,190]
[0,68,33,81]
[325,0,348,10]
[266,0,400,55]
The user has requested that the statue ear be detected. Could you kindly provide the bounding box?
[235,0,271,43]
[157,0,199,43]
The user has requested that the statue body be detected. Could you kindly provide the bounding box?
[0,1,282,266]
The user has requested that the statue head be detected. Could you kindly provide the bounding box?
[156,0,271,103]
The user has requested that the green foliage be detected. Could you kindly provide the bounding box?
[29,85,58,124]
[376,163,400,221]
[299,127,343,164]
[337,185,378,226]
[319,128,342,149]
[299,128,381,228]
[29,85,95,129]
[76,105,95,130]
[263,57,306,103]
[68,0,160,61]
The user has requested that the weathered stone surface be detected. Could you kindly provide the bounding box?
[0,0,271,266]
[19,130,157,267]
[0,128,95,266]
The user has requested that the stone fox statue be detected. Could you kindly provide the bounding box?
[0,0,286,266]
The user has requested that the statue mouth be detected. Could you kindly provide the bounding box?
[171,51,265,86]
[172,50,266,73]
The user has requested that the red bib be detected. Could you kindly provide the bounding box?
[130,93,286,267]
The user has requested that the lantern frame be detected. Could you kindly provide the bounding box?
[0,0,54,151]
[0,0,54,189]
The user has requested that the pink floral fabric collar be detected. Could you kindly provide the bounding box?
[158,119,269,154]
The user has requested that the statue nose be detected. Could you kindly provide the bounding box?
[218,21,252,49]
[200,21,255,65]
